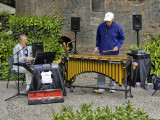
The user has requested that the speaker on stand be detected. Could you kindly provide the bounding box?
[132,15,142,46]
[71,17,81,54]
[32,42,44,57]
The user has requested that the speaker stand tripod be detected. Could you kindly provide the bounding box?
[136,30,139,46]
[73,31,78,54]
[5,49,26,101]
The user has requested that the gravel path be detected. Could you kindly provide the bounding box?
[1,73,160,120]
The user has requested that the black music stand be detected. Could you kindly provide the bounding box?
[5,48,26,101]
[34,51,56,66]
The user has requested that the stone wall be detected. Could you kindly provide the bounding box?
[16,0,160,54]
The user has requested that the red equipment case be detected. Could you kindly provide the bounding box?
[28,89,64,105]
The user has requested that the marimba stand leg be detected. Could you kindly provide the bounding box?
[69,88,74,92]
[123,79,133,100]
[66,82,74,92]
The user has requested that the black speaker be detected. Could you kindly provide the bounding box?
[132,15,142,30]
[32,42,44,57]
[71,17,80,32]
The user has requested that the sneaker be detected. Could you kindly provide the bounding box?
[110,90,115,93]
[94,89,105,93]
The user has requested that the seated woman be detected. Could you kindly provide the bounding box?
[13,33,35,92]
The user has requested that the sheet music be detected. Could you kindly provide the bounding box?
[41,71,52,84]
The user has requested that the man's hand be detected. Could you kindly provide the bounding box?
[95,47,99,52]
[113,47,118,52]
[26,57,35,62]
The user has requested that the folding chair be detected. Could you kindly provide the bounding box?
[152,75,160,95]
[6,57,25,88]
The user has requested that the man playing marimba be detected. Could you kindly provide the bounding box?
[94,12,125,93]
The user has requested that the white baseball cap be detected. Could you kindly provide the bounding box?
[104,12,114,21]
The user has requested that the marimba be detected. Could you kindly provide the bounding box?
[62,54,133,99]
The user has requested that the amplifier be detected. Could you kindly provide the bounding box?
[127,53,150,60]
[132,49,145,55]
[28,89,64,105]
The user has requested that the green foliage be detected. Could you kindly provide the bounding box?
[0,11,11,32]
[9,14,64,60]
[0,0,15,7]
[51,102,149,120]
[147,35,160,76]
[0,13,64,79]
[9,14,64,40]
[131,45,146,50]
[0,12,13,80]
[0,32,17,79]
[27,37,64,61]
[132,34,160,76]
[0,22,2,30]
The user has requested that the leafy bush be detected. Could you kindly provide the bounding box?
[147,35,160,76]
[9,14,64,40]
[9,14,64,60]
[0,11,11,32]
[0,32,17,79]
[51,102,149,120]
[0,0,15,7]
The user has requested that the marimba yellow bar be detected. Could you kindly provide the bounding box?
[65,72,67,80]
[84,61,86,72]
[118,64,122,86]
[76,61,78,75]
[100,63,102,74]
[82,61,84,72]
[95,62,97,73]
[103,63,105,75]
[109,63,111,78]
[72,60,74,79]
[115,64,119,83]
[80,61,82,73]
[68,60,71,80]
[111,64,115,80]
[105,63,109,76]
[121,66,124,81]
[88,62,90,72]
[78,61,79,74]
[90,62,92,72]
[74,61,76,78]
[97,63,99,73]
[73,61,77,76]
[92,62,95,72]
[78,61,81,74]
[85,61,87,72]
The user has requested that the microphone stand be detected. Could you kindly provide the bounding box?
[5,47,26,101]
[70,31,78,54]
[74,31,78,54]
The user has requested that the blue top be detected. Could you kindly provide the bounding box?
[96,21,125,55]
